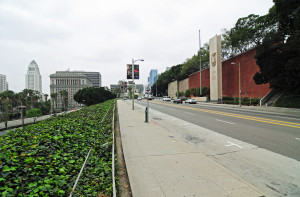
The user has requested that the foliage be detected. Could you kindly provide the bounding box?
[222,97,260,105]
[275,93,300,108]
[74,87,116,106]
[254,0,300,93]
[183,87,210,98]
[184,89,191,98]
[151,45,210,95]
[222,6,278,60]
[0,100,116,196]
[26,109,42,123]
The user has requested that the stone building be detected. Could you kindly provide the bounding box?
[50,71,93,109]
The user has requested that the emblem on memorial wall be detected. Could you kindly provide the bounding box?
[211,52,217,67]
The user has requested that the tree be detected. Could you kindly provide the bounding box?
[59,90,68,111]
[44,94,48,102]
[254,0,300,93]
[222,6,278,60]
[26,108,42,123]
[74,87,116,106]
[50,93,58,110]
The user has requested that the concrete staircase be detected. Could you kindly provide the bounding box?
[260,89,287,106]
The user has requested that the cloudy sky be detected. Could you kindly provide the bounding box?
[0,0,274,94]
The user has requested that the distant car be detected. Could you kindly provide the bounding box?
[123,97,128,100]
[173,99,183,104]
[137,97,142,100]
[185,99,197,104]
[162,96,171,101]
[51,113,57,117]
[147,96,154,100]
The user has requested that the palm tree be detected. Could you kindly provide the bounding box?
[59,90,68,111]
[50,93,58,111]
[44,94,48,102]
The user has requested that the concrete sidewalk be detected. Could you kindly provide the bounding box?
[117,100,264,197]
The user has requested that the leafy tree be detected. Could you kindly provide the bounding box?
[26,108,42,123]
[222,6,278,60]
[0,91,17,129]
[254,0,300,93]
[74,87,116,106]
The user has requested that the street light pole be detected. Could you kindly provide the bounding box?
[132,58,134,110]
[238,62,241,107]
[131,58,144,110]
[231,62,241,107]
[199,30,202,96]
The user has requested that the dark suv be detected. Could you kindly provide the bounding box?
[173,99,183,104]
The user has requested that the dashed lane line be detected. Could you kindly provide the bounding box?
[151,101,300,129]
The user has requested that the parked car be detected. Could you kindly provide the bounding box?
[162,96,171,101]
[185,99,197,104]
[137,97,142,100]
[173,99,183,104]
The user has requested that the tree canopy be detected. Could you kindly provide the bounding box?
[254,0,300,93]
[74,87,116,106]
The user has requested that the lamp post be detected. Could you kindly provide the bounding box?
[132,58,144,110]
[199,30,202,96]
[231,62,241,107]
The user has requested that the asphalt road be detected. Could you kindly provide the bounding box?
[137,99,300,161]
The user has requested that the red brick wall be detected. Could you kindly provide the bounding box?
[189,68,210,89]
[188,49,271,98]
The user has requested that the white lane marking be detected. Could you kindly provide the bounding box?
[171,118,177,121]
[225,141,242,148]
[295,138,300,141]
[179,124,188,126]
[172,141,177,143]
[185,112,193,115]
[216,119,236,125]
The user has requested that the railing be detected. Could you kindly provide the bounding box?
[259,89,279,106]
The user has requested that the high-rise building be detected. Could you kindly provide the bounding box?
[148,69,158,87]
[0,74,8,93]
[56,71,101,87]
[25,60,42,93]
[50,70,93,109]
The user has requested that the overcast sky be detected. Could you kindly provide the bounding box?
[0,0,274,94]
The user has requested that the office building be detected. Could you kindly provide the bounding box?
[0,74,8,93]
[76,71,101,87]
[50,70,93,109]
[148,69,158,87]
[25,60,42,93]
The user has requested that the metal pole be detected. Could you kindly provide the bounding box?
[239,62,241,107]
[156,82,157,97]
[132,58,135,110]
[199,30,202,96]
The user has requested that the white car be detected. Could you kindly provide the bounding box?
[162,96,171,101]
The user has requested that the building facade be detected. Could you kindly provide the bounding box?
[50,71,93,109]
[73,71,101,87]
[25,60,42,93]
[0,74,8,93]
[148,69,158,87]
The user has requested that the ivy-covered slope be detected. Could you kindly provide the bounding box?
[0,100,115,197]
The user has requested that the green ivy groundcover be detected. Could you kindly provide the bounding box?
[0,100,116,197]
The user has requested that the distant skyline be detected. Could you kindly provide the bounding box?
[0,0,274,94]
